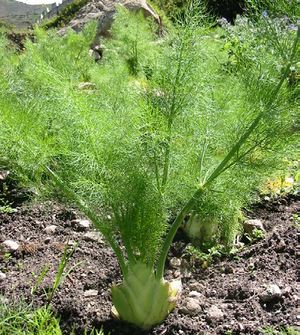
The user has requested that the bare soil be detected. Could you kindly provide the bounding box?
[0,193,299,335]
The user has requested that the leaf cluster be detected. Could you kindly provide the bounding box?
[0,7,298,269]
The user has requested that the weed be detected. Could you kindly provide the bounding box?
[0,300,61,335]
[291,213,300,228]
[0,203,16,214]
[261,325,300,335]
[0,298,106,335]
[46,242,81,306]
[31,264,51,295]
[185,244,223,268]
[244,227,265,244]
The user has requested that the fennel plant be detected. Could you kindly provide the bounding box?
[48,24,299,330]
[0,6,299,329]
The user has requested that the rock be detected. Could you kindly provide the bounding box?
[189,280,205,292]
[238,323,245,331]
[243,219,265,234]
[83,231,104,243]
[44,225,58,234]
[174,270,181,278]
[58,0,161,37]
[188,291,202,298]
[206,305,224,322]
[282,286,292,296]
[44,237,52,244]
[223,265,234,274]
[170,257,181,269]
[77,82,97,91]
[180,297,202,315]
[71,219,91,231]
[260,284,282,302]
[2,240,20,252]
[275,239,286,252]
[84,289,98,297]
[0,272,7,280]
[0,170,9,180]
[89,48,102,61]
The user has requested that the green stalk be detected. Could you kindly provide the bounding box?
[161,37,186,189]
[156,187,204,278]
[156,27,299,279]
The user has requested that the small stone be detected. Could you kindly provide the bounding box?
[0,170,9,180]
[260,284,282,302]
[44,225,58,234]
[243,219,265,234]
[248,262,255,271]
[71,219,91,231]
[83,232,104,243]
[206,305,224,322]
[282,286,292,296]
[189,281,205,291]
[238,323,245,331]
[170,257,181,269]
[174,270,181,278]
[78,82,96,90]
[180,297,202,315]
[188,291,202,298]
[224,265,234,274]
[275,240,286,252]
[3,240,20,252]
[84,289,98,297]
[44,237,52,244]
[89,49,101,61]
[0,272,7,280]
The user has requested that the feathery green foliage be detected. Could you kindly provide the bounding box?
[0,4,299,328]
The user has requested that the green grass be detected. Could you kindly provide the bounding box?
[261,326,300,335]
[0,299,105,335]
[0,300,62,335]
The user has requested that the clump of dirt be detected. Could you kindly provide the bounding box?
[0,195,299,335]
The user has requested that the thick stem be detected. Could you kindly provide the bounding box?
[156,187,204,278]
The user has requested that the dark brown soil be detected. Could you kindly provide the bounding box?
[0,195,299,335]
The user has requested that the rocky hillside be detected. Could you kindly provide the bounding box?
[0,0,48,28]
[57,0,161,36]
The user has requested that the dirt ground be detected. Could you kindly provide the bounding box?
[0,191,299,335]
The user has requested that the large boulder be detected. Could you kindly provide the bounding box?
[59,0,161,36]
